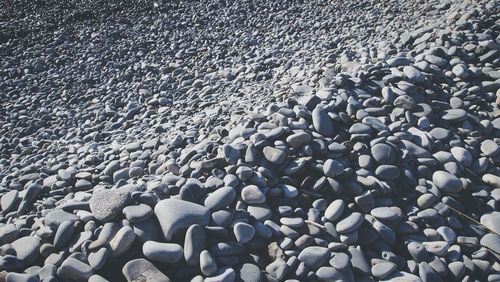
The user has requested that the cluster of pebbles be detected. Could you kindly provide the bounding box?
[1,0,499,281]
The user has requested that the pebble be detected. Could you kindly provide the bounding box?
[122,204,152,223]
[154,199,210,240]
[432,171,463,193]
[394,95,416,110]
[448,261,465,279]
[200,250,218,276]
[1,190,18,212]
[348,247,370,274]
[89,275,110,282]
[298,246,331,270]
[312,106,334,136]
[265,258,289,280]
[88,248,108,270]
[418,262,441,282]
[44,210,78,229]
[381,271,421,281]
[5,273,39,282]
[450,147,472,167]
[184,224,205,266]
[53,220,75,249]
[233,222,256,244]
[336,212,364,234]
[247,205,272,221]
[324,199,345,222]
[371,261,397,279]
[0,224,19,245]
[371,207,398,221]
[89,222,120,249]
[375,165,400,179]
[11,236,40,266]
[407,242,429,262]
[205,267,236,282]
[480,140,499,157]
[57,258,93,281]
[143,241,183,263]
[329,253,350,270]
[109,226,136,257]
[480,233,500,260]
[286,131,311,148]
[122,258,170,282]
[204,186,236,211]
[236,263,261,282]
[241,185,266,204]
[323,159,344,177]
[262,146,287,165]
[442,109,467,122]
[403,66,423,82]
[89,189,131,222]
[316,266,343,281]
[371,143,395,164]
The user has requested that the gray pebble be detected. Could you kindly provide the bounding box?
[143,241,183,263]
[122,258,170,282]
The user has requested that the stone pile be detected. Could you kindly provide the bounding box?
[0,0,499,281]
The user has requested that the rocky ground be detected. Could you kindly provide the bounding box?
[0,0,499,281]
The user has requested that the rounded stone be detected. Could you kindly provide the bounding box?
[480,233,500,261]
[298,246,331,270]
[57,258,93,281]
[11,236,40,266]
[200,250,218,276]
[312,107,334,136]
[154,199,210,240]
[336,212,364,234]
[205,267,236,282]
[88,248,108,270]
[394,95,416,110]
[286,131,311,148]
[323,159,344,177]
[45,210,79,229]
[247,205,272,221]
[375,165,400,179]
[204,186,236,211]
[324,199,345,222]
[53,221,75,249]
[122,258,170,282]
[5,273,39,282]
[329,253,349,270]
[450,147,472,167]
[234,222,256,244]
[1,190,18,213]
[143,241,183,263]
[407,241,429,262]
[432,171,463,193]
[89,189,131,222]
[442,109,467,122]
[381,271,421,281]
[371,207,398,221]
[236,263,261,282]
[480,140,499,157]
[371,143,395,164]
[184,224,206,266]
[372,261,397,279]
[480,212,500,237]
[262,146,287,164]
[122,204,153,223]
[241,185,265,204]
[0,224,19,245]
[316,266,342,281]
[109,226,136,257]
